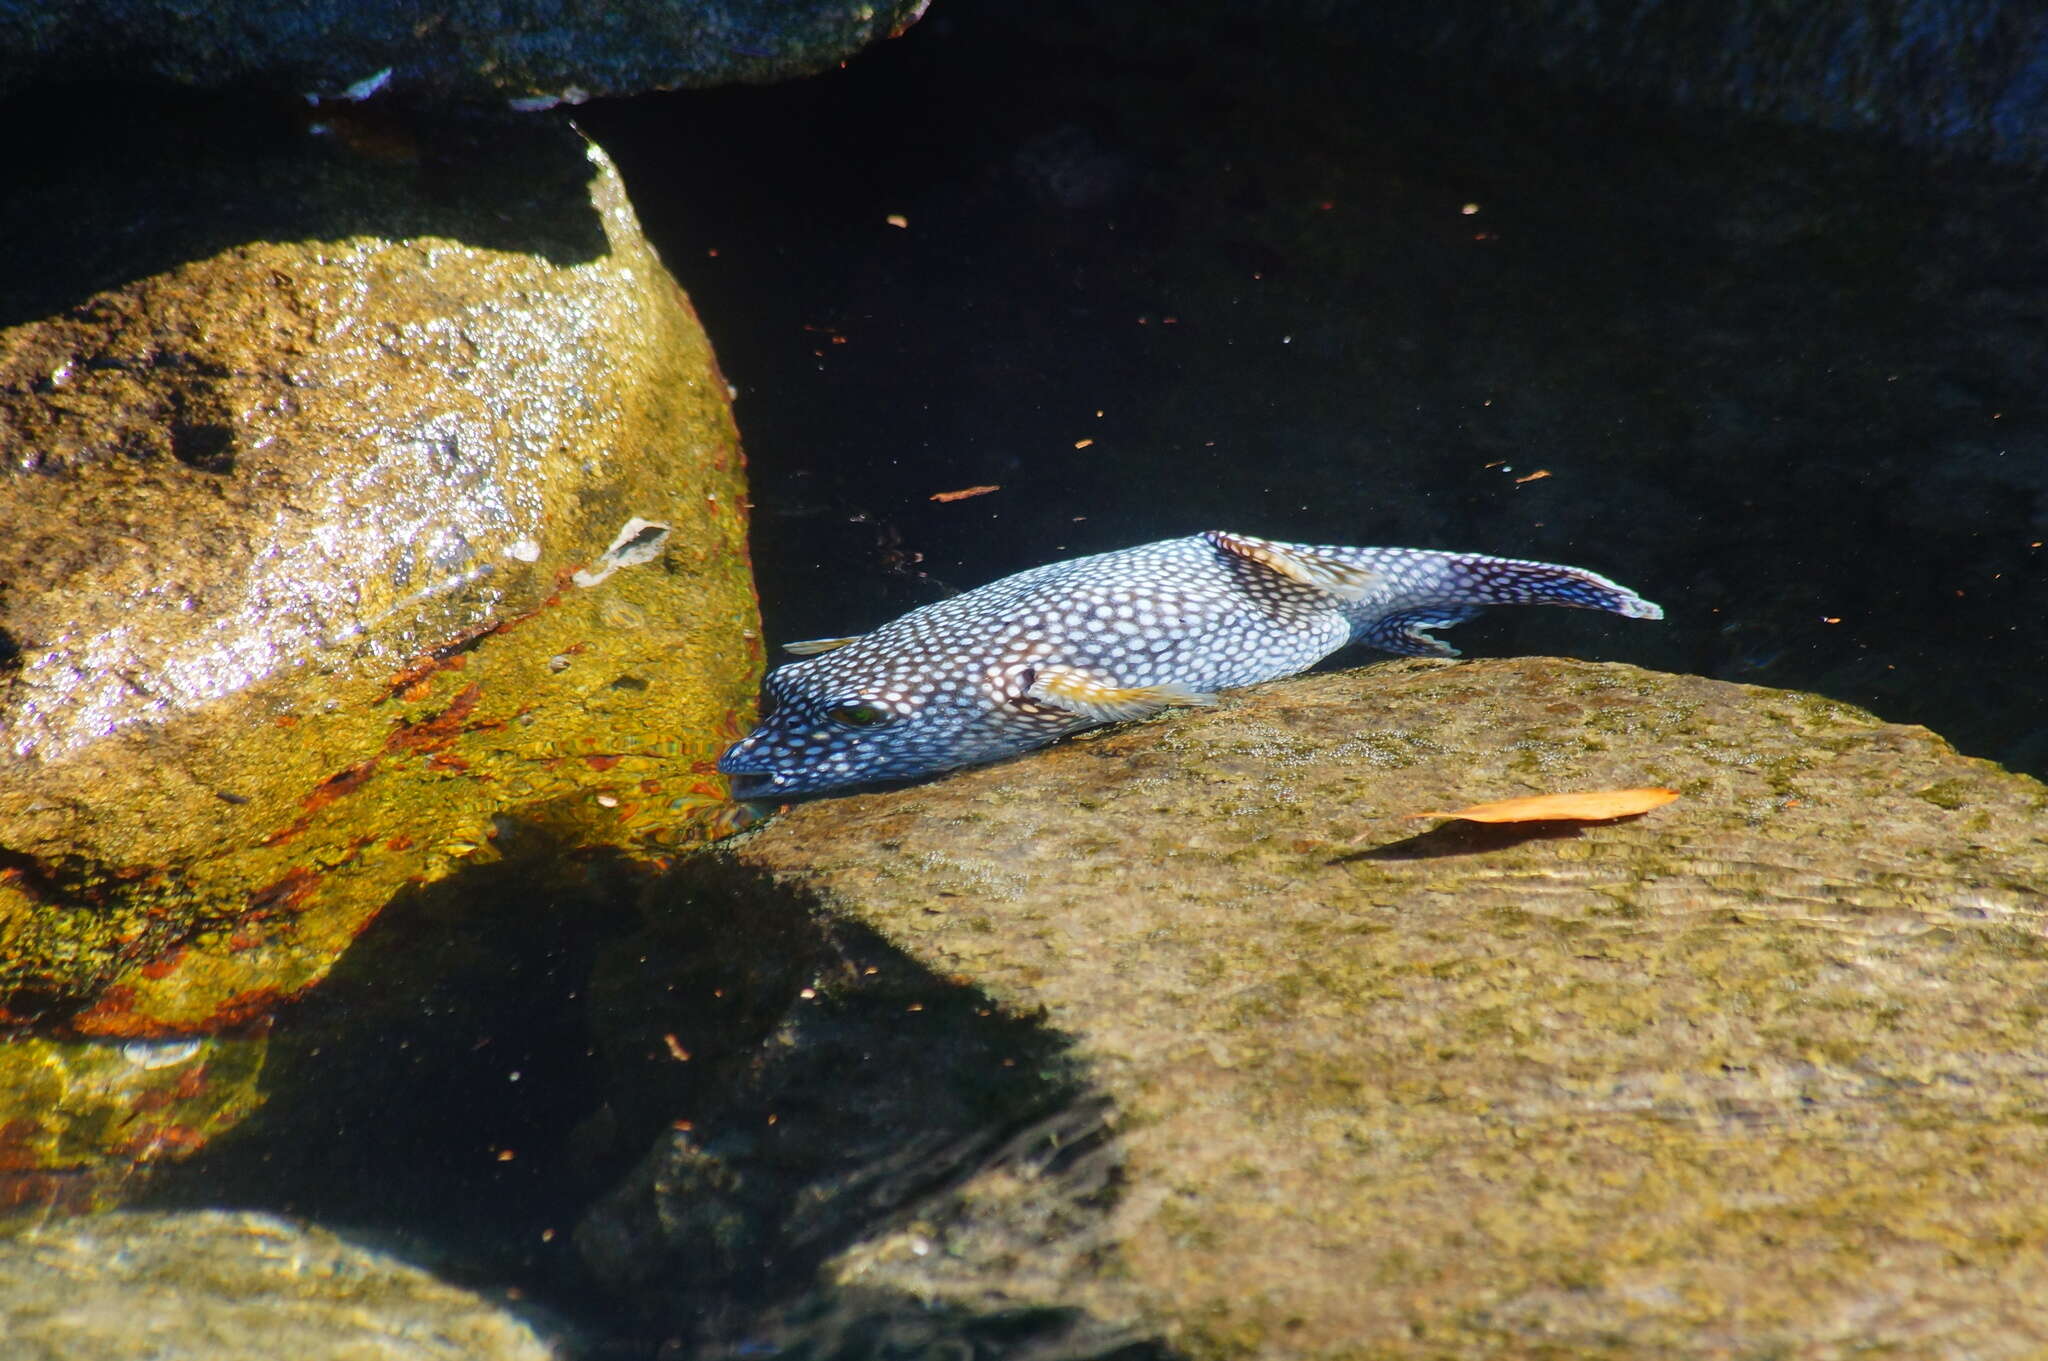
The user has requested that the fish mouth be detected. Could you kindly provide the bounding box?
[722,769,791,802]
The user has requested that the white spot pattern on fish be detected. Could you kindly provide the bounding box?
[719,531,1662,798]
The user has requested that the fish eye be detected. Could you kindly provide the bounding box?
[825,702,895,728]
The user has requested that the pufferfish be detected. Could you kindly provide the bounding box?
[719,530,1661,799]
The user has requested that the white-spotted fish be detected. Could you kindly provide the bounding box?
[719,530,1661,798]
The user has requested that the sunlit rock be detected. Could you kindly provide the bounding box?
[0,1210,556,1360]
[590,658,2048,1356]
[0,108,760,1061]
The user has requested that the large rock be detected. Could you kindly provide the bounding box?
[0,106,760,1055]
[1164,1,2048,165]
[0,0,929,104]
[0,1210,557,1360]
[588,658,2048,1357]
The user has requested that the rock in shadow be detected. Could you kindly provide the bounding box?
[136,824,655,1331]
[137,835,1167,1360]
[576,855,1171,1360]
[1336,817,1595,861]
[0,82,608,328]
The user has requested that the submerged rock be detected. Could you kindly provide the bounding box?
[0,1210,557,1360]
[0,1031,267,1217]
[596,658,2048,1357]
[0,0,928,105]
[1128,2,2048,166]
[0,110,758,1053]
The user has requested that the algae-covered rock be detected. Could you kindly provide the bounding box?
[0,0,928,105]
[0,1032,266,1216]
[0,1209,557,1360]
[607,658,2048,1357]
[0,108,760,1045]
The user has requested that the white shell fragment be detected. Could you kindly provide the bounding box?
[506,87,591,113]
[572,517,673,588]
[121,1039,203,1070]
[305,67,393,106]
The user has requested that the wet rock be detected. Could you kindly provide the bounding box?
[0,1209,557,1360]
[572,862,1121,1357]
[0,0,928,105]
[0,105,760,1056]
[0,1031,267,1216]
[601,658,2048,1356]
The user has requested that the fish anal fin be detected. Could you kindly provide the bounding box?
[1357,606,1484,657]
[782,635,864,656]
[1206,530,1379,602]
[1023,664,1217,723]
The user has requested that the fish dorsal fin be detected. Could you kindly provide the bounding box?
[1206,530,1379,602]
[1020,664,1217,724]
[782,635,864,656]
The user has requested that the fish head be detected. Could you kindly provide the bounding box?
[718,651,1055,799]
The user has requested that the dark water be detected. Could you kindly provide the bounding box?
[583,0,2048,780]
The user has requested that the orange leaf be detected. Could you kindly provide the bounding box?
[1408,787,1678,823]
[930,484,1000,503]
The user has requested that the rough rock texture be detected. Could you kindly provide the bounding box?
[0,1210,557,1360]
[0,107,760,1052]
[1235,1,2048,165]
[0,0,928,105]
[596,658,2048,1357]
[0,1032,267,1217]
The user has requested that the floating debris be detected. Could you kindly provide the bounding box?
[1405,787,1679,823]
[305,67,393,106]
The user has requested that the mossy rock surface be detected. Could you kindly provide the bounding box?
[694,658,2048,1358]
[0,1209,553,1360]
[0,112,760,1047]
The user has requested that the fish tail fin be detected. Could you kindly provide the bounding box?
[1339,549,1662,657]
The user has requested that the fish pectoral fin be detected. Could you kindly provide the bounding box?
[781,635,864,656]
[1022,665,1218,723]
[1357,606,1484,657]
[1206,530,1380,602]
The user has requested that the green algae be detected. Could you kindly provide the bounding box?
[1914,778,1976,810]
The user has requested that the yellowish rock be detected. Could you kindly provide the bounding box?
[0,120,756,1057]
[716,659,2048,1357]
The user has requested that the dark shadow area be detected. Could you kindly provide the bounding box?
[1338,817,1620,862]
[136,828,652,1330]
[139,836,1167,1360]
[0,83,607,328]
[575,855,1163,1360]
